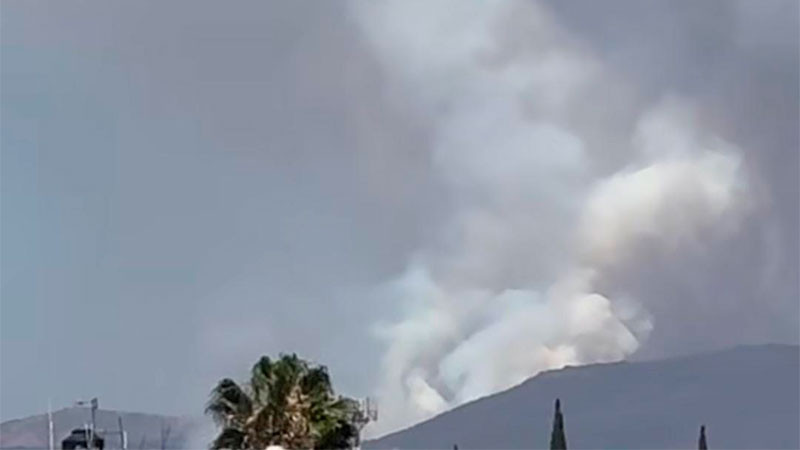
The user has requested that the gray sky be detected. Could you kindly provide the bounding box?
[1,0,797,434]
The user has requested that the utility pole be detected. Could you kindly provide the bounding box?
[91,397,98,446]
[353,398,378,450]
[160,419,171,450]
[118,416,127,450]
[75,397,99,449]
[47,400,54,450]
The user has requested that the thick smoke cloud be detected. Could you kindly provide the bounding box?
[2,0,794,438]
[350,0,770,434]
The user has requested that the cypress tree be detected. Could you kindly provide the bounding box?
[698,425,708,450]
[549,398,567,450]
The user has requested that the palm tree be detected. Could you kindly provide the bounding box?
[206,354,360,449]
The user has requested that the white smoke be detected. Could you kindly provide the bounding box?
[582,100,748,267]
[350,0,751,435]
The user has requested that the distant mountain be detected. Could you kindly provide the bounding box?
[4,345,797,449]
[365,344,800,449]
[0,408,197,449]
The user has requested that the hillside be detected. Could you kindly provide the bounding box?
[3,345,797,449]
[0,408,195,449]
[365,344,799,449]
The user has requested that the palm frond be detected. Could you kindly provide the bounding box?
[205,378,253,427]
[250,356,273,405]
[301,366,333,400]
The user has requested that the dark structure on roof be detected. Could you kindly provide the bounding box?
[61,428,104,450]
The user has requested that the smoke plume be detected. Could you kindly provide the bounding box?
[350,0,751,434]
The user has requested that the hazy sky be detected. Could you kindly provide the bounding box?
[1,0,797,435]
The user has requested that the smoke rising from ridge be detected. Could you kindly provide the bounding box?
[2,0,795,428]
[351,0,752,434]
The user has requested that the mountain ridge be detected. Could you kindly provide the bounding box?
[3,345,797,449]
[0,407,197,449]
[365,344,799,449]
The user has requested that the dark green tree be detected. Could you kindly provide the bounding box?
[549,398,567,450]
[698,425,708,450]
[206,353,359,449]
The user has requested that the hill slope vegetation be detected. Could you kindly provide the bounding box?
[366,345,799,449]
